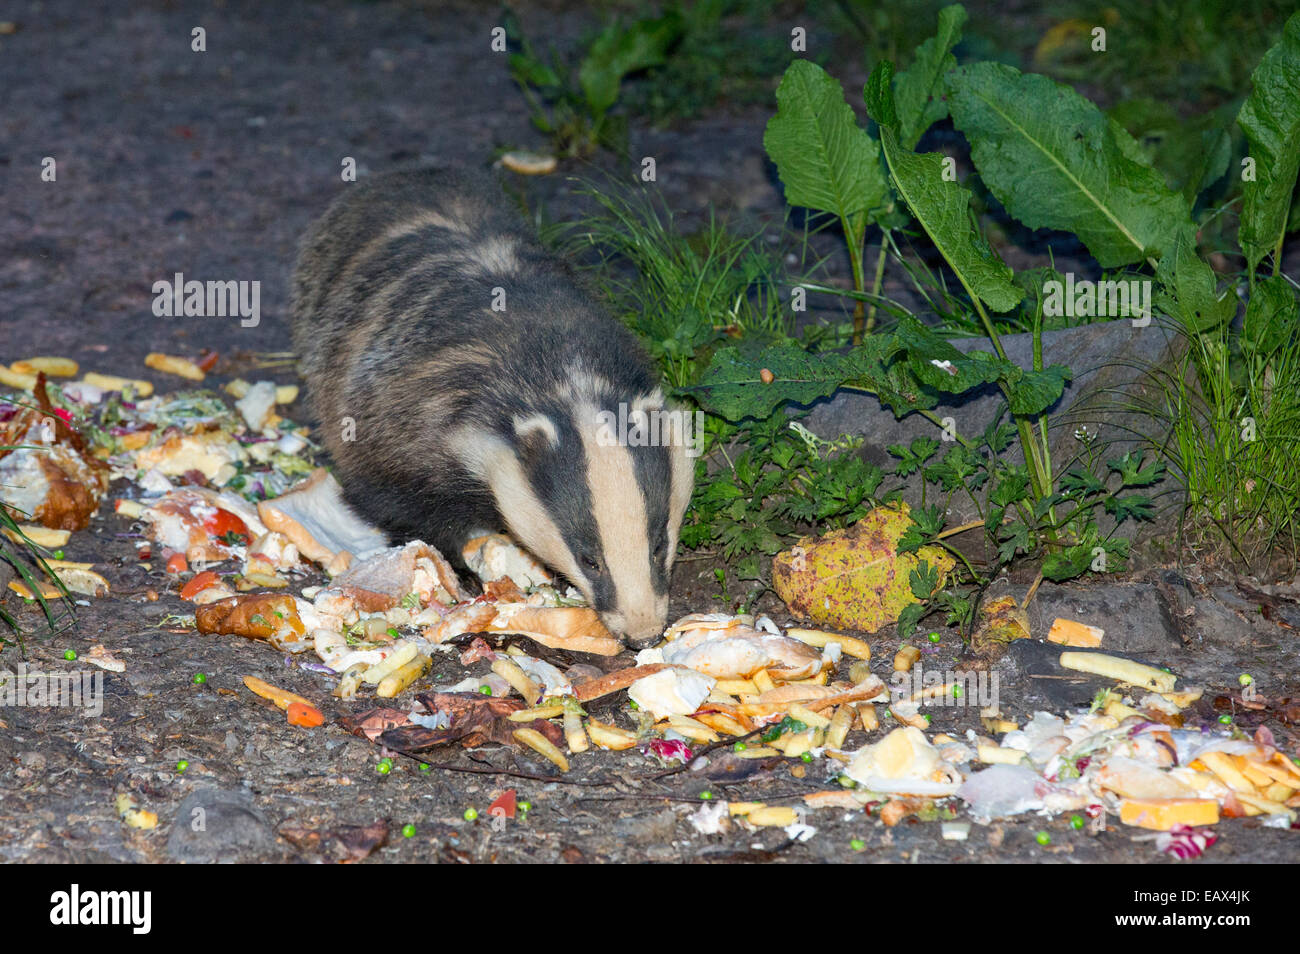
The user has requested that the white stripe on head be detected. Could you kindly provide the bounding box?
[574,400,659,639]
[452,428,590,594]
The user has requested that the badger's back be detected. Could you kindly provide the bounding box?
[290,167,673,561]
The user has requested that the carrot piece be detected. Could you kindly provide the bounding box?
[286,701,324,728]
[165,551,188,574]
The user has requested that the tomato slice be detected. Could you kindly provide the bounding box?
[180,570,220,601]
[203,508,249,545]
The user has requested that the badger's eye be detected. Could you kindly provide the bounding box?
[653,539,666,558]
[580,555,602,574]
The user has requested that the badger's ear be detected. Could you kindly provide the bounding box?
[512,413,560,460]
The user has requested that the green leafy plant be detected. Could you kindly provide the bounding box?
[504,8,683,157]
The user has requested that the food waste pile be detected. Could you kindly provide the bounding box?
[2,354,1298,861]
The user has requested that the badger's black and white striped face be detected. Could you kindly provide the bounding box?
[456,384,694,648]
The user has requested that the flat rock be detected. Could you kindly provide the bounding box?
[802,321,1182,535]
[166,787,276,863]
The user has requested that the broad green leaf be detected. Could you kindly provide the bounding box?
[947,62,1194,267]
[1237,11,1300,272]
[580,12,682,115]
[686,337,931,422]
[1243,275,1299,357]
[764,60,890,223]
[1155,229,1236,333]
[1108,98,1232,207]
[894,317,1009,391]
[875,123,1022,313]
[1041,544,1094,582]
[895,3,967,150]
[1007,364,1071,415]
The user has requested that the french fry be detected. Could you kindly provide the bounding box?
[376,653,431,698]
[82,372,153,397]
[786,627,871,661]
[145,352,205,381]
[734,745,781,758]
[508,704,564,722]
[242,674,315,711]
[275,384,299,405]
[1236,791,1296,820]
[1265,782,1295,803]
[747,806,798,827]
[0,365,37,390]
[12,356,78,377]
[114,499,146,518]
[8,580,61,600]
[787,704,831,729]
[694,711,749,736]
[360,641,418,685]
[726,801,766,816]
[714,678,757,696]
[563,698,589,753]
[772,727,816,757]
[1,525,71,547]
[513,727,569,772]
[663,714,719,743]
[1198,751,1255,793]
[491,656,541,706]
[586,719,638,750]
[752,668,776,694]
[1058,651,1176,692]
[893,644,921,672]
[858,703,879,732]
[978,744,1028,765]
[826,705,854,750]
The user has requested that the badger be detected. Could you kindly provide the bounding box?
[290,166,694,647]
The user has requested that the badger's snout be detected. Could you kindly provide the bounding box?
[600,592,669,650]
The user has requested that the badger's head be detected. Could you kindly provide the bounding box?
[458,387,695,648]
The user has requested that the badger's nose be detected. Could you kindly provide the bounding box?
[601,607,666,650]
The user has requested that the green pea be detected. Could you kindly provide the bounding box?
[402,824,416,838]
[1070,814,1085,830]
[176,760,189,773]
[192,672,207,684]
[464,808,478,821]
[1238,674,1253,686]
[733,742,747,751]
[376,758,393,775]
[850,838,865,851]
[1035,831,1051,845]
[518,801,532,812]
[699,791,714,801]
[927,632,941,643]
[419,762,431,773]
[952,685,963,698]
[63,649,77,661]
[480,686,492,696]
[1218,714,1233,725]
[801,752,813,763]
[53,549,65,560]
[386,627,400,640]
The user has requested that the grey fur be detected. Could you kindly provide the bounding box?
[291,166,692,644]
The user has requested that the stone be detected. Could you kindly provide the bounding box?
[166,787,275,863]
